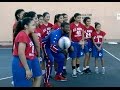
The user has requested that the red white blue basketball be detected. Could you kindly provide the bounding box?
[58,36,71,49]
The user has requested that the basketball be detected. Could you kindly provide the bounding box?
[58,36,71,49]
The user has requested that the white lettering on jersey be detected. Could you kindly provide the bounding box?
[85,30,92,38]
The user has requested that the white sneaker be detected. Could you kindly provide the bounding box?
[102,67,105,74]
[72,69,77,77]
[95,67,99,74]
[76,67,83,74]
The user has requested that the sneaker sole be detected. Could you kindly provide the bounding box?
[55,79,67,81]
[77,71,83,75]
[72,75,77,77]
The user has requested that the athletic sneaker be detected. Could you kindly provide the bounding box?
[102,67,105,74]
[44,82,53,87]
[82,69,88,74]
[62,69,67,76]
[54,75,67,81]
[62,73,67,79]
[95,67,99,74]
[86,68,92,74]
[76,67,83,74]
[72,69,77,77]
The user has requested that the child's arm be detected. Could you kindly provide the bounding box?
[99,37,104,50]
[81,30,85,49]
[92,37,100,50]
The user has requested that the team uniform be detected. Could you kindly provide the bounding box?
[83,25,95,54]
[38,23,54,85]
[44,29,68,81]
[52,23,68,76]
[12,31,42,87]
[69,22,85,58]
[91,30,106,58]
[52,23,61,30]
[40,23,53,38]
[34,26,43,57]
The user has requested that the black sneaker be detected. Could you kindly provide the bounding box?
[82,69,88,74]
[86,68,92,74]
[62,74,67,79]
[62,69,67,76]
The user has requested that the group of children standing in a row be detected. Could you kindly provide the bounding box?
[12,9,106,87]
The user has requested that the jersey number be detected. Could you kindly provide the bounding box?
[86,32,91,38]
[76,30,81,35]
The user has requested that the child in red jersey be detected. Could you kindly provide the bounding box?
[92,22,106,74]
[13,9,25,33]
[37,14,44,26]
[12,17,42,87]
[39,12,53,87]
[12,9,25,53]
[69,13,85,77]
[20,11,43,87]
[82,17,95,74]
[52,14,64,30]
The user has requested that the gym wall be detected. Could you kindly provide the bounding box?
[0,2,120,42]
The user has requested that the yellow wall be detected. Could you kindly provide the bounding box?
[0,2,120,42]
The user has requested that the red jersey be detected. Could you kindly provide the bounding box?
[13,31,35,60]
[70,22,84,42]
[39,23,53,39]
[83,25,95,40]
[52,23,61,30]
[34,27,42,44]
[92,30,106,44]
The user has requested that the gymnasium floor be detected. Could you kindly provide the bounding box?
[0,43,120,87]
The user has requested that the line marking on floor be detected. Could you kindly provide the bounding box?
[103,48,120,61]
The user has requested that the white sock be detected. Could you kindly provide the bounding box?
[42,70,45,75]
[63,66,66,69]
[86,66,89,69]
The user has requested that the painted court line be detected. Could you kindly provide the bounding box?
[103,48,120,62]
[0,76,13,81]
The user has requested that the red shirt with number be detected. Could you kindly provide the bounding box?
[70,22,84,42]
[13,30,35,60]
[34,26,42,45]
[39,23,53,39]
[83,25,95,40]
[91,30,106,44]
